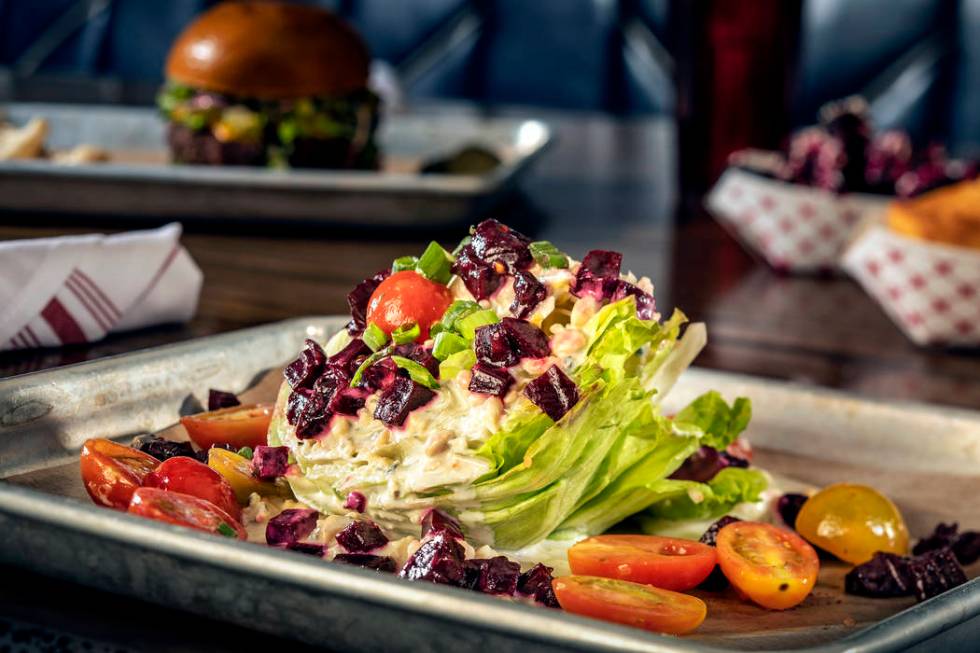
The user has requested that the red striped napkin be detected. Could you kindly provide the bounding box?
[0,223,202,351]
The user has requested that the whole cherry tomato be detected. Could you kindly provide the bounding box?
[552,575,707,635]
[366,270,453,341]
[128,487,246,540]
[143,456,242,521]
[794,483,909,565]
[79,438,159,510]
[716,521,819,610]
[180,403,272,451]
[568,534,717,591]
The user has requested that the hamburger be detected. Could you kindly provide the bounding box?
[158,1,379,169]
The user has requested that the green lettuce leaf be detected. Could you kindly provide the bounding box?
[642,467,768,524]
[673,391,752,451]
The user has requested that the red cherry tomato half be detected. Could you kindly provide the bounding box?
[128,487,246,540]
[552,575,707,635]
[79,438,159,510]
[568,534,718,591]
[180,403,272,451]
[716,521,820,610]
[366,270,453,341]
[142,456,242,521]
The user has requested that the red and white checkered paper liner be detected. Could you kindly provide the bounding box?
[707,167,889,273]
[842,224,980,346]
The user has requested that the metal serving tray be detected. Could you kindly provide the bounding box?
[0,103,551,225]
[0,316,977,652]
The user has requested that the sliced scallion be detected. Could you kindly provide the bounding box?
[363,322,389,352]
[390,356,440,389]
[392,256,418,273]
[416,241,454,285]
[392,322,420,345]
[438,349,477,380]
[217,523,237,538]
[432,331,468,361]
[457,309,500,340]
[351,346,393,387]
[236,446,254,460]
[529,241,569,269]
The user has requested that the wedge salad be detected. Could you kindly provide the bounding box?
[77,219,976,636]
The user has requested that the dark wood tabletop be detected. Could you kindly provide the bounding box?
[0,108,978,652]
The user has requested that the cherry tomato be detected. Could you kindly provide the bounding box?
[795,483,909,564]
[366,270,453,341]
[180,403,272,451]
[128,487,246,540]
[552,575,706,635]
[143,456,242,521]
[716,521,819,610]
[568,535,717,591]
[79,438,159,510]
[207,447,292,504]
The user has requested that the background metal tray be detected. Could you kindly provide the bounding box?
[0,316,977,652]
[0,103,551,225]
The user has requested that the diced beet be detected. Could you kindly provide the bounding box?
[776,493,809,530]
[286,388,312,425]
[207,389,240,411]
[474,323,519,367]
[462,558,486,590]
[478,556,521,595]
[699,515,742,548]
[252,445,289,480]
[697,515,742,590]
[343,491,367,513]
[501,318,550,359]
[131,434,196,462]
[330,387,368,416]
[392,343,440,379]
[845,552,912,598]
[347,269,390,331]
[611,281,656,320]
[912,522,980,565]
[954,532,980,566]
[523,365,579,421]
[361,357,398,392]
[284,339,327,390]
[328,338,371,376]
[336,520,389,552]
[468,362,514,398]
[374,377,435,427]
[313,364,350,402]
[289,389,331,439]
[420,508,464,540]
[333,553,396,572]
[470,219,532,273]
[266,508,319,546]
[399,533,467,586]
[510,271,547,318]
[288,542,327,557]
[907,549,967,601]
[517,563,560,607]
[571,250,622,300]
[452,244,502,301]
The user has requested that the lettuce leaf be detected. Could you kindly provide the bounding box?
[642,467,768,523]
[673,390,752,451]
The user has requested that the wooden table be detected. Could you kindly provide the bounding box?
[0,109,977,651]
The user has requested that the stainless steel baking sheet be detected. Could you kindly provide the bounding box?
[0,103,551,225]
[0,316,977,652]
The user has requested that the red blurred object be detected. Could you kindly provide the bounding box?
[675,0,802,203]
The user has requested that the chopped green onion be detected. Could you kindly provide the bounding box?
[236,446,254,460]
[351,346,393,386]
[392,256,418,273]
[363,322,389,351]
[431,300,480,337]
[416,241,454,285]
[432,331,468,361]
[392,322,420,345]
[457,309,500,340]
[217,523,237,538]
[438,349,476,380]
[529,241,569,268]
[390,356,440,389]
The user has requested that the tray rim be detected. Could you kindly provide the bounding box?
[0,316,978,653]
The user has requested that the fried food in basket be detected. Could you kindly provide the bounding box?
[887,179,980,250]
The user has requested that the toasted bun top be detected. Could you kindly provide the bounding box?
[165,1,370,99]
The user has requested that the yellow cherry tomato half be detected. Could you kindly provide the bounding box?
[716,521,820,610]
[794,483,909,564]
[207,447,293,505]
